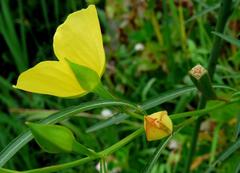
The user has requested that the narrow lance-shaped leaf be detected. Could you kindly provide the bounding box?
[212,31,240,47]
[206,138,240,173]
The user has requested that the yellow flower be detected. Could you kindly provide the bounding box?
[14,5,105,97]
[144,111,173,141]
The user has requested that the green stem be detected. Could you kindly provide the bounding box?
[170,100,236,120]
[209,122,222,164]
[178,5,187,51]
[207,0,233,78]
[151,10,163,46]
[93,82,115,100]
[99,128,144,156]
[1,128,144,173]
[184,0,233,172]
[100,158,108,173]
[183,97,206,173]
[125,110,143,120]
[93,82,144,120]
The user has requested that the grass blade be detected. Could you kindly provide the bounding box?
[209,123,222,164]
[185,3,220,23]
[40,0,50,32]
[212,31,240,47]
[53,0,59,24]
[0,0,27,72]
[18,0,28,66]
[235,161,240,173]
[86,113,129,133]
[205,138,240,173]
[100,158,108,173]
[141,86,196,110]
[142,136,172,173]
[235,113,240,139]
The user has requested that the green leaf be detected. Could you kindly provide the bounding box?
[141,86,196,110]
[212,31,240,47]
[86,113,129,133]
[209,123,222,164]
[185,3,220,23]
[235,113,240,139]
[235,161,240,173]
[67,60,100,91]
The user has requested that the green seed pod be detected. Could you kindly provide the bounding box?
[189,64,217,100]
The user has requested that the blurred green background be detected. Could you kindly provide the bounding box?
[0,0,240,172]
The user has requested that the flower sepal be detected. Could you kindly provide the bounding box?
[67,60,101,92]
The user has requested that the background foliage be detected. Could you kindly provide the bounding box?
[0,0,240,172]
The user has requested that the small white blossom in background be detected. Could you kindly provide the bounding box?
[96,159,121,173]
[101,108,113,118]
[134,43,144,51]
[200,120,211,131]
[95,162,100,172]
[96,162,121,173]
[168,139,179,150]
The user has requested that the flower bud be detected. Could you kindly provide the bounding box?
[144,111,173,141]
[27,122,75,153]
[27,122,96,156]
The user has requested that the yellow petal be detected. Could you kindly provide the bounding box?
[144,111,173,141]
[53,5,105,76]
[14,61,85,97]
